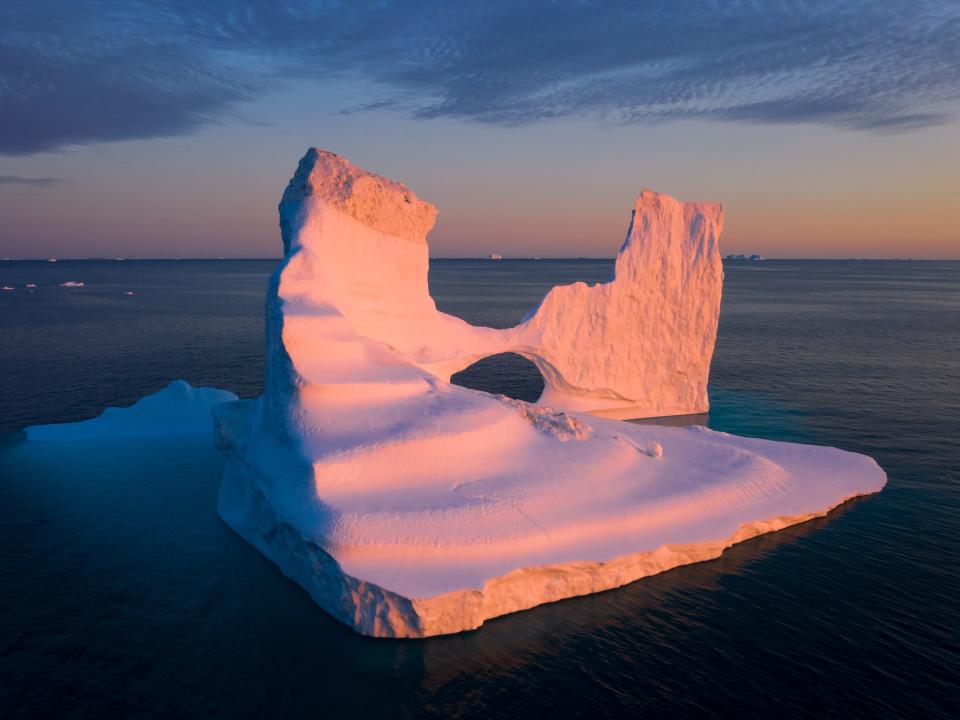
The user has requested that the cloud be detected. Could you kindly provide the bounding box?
[1,1,959,154]
[0,2,258,154]
[0,175,61,187]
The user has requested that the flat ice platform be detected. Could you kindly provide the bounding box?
[215,395,885,638]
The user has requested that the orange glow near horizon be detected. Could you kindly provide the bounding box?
[1,110,957,260]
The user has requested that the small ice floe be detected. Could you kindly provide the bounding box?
[59,281,85,287]
[47,258,57,262]
[1,286,14,291]
[26,283,37,288]
[123,290,134,296]
[645,441,664,458]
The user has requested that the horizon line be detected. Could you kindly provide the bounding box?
[2,256,959,262]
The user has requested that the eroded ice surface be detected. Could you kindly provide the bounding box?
[214,149,886,638]
[27,380,237,441]
[262,150,723,418]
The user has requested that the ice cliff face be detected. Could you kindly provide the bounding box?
[522,190,723,416]
[214,149,885,638]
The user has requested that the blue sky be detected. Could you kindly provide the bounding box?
[1,1,958,258]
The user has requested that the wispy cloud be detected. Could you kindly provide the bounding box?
[0,175,61,187]
[1,1,958,155]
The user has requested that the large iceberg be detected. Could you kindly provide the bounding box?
[214,149,885,638]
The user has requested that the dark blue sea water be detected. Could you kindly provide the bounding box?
[1,259,958,719]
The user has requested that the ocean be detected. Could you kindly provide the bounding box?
[1,259,958,718]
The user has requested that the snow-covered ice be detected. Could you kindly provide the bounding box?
[27,380,237,441]
[214,148,886,638]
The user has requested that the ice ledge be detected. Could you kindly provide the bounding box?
[215,398,885,638]
[218,431,883,638]
[26,381,237,441]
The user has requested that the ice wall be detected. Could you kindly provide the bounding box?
[263,148,723,421]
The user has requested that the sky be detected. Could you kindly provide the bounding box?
[1,1,958,259]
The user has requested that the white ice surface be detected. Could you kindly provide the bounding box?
[263,149,723,419]
[214,149,887,638]
[27,380,237,441]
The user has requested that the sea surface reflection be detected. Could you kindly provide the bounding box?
[1,259,957,718]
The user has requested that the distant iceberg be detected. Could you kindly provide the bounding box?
[59,281,84,287]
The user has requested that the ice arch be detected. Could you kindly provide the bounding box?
[450,352,545,402]
[265,148,724,424]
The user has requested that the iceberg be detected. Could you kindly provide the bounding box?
[214,149,886,638]
[27,380,237,441]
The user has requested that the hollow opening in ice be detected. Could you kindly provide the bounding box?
[450,353,544,402]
